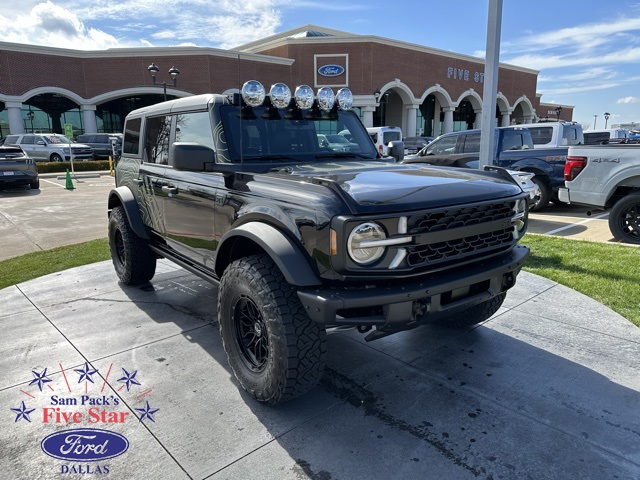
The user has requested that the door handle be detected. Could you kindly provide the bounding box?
[162,186,178,195]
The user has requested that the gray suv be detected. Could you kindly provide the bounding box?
[4,133,93,162]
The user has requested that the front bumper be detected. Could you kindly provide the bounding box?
[297,245,529,326]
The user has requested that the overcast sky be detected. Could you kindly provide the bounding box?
[2,0,640,128]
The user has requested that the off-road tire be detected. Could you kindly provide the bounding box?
[437,292,506,328]
[218,254,326,405]
[108,206,156,284]
[529,176,551,212]
[608,193,640,244]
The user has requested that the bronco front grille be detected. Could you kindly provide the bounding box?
[405,201,514,268]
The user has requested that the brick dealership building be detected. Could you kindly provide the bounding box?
[0,25,573,139]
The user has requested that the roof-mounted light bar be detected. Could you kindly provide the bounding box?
[240,80,353,112]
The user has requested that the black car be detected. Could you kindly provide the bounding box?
[107,80,529,405]
[77,133,123,159]
[403,136,434,154]
[0,145,39,189]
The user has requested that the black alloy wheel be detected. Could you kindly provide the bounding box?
[233,296,270,371]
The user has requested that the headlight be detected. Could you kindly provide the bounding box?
[62,148,70,154]
[316,87,335,112]
[294,85,314,109]
[348,222,386,264]
[269,83,291,108]
[241,80,265,107]
[513,197,528,239]
[336,88,353,110]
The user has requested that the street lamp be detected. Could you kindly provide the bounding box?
[604,112,610,129]
[555,105,562,121]
[147,63,180,101]
[593,114,598,129]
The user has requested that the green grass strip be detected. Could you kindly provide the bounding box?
[0,238,110,290]
[522,233,639,326]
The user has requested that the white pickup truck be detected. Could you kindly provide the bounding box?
[558,145,640,244]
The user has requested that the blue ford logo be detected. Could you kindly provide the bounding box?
[41,428,129,461]
[318,64,345,77]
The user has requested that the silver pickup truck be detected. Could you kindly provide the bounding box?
[559,144,640,244]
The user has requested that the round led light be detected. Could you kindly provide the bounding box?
[294,85,314,109]
[269,83,291,109]
[316,87,335,112]
[348,222,386,265]
[336,88,353,110]
[241,80,265,107]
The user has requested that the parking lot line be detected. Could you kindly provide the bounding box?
[40,178,67,188]
[544,212,609,235]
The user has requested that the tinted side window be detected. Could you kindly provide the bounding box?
[171,111,214,152]
[5,135,19,144]
[123,118,142,155]
[461,133,480,153]
[21,136,35,145]
[562,126,582,146]
[528,127,553,145]
[426,135,458,155]
[145,115,172,164]
[501,130,528,150]
[382,132,401,144]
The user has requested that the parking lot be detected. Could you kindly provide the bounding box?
[0,172,626,263]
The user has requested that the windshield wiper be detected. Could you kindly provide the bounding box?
[313,153,370,159]
[240,154,301,162]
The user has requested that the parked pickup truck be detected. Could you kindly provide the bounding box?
[559,145,640,244]
[403,126,567,211]
[515,122,584,150]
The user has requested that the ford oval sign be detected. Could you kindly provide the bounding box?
[41,428,129,461]
[318,64,345,77]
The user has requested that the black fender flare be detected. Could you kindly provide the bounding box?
[215,222,321,287]
[107,186,149,240]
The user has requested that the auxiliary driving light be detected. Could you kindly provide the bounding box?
[241,80,266,107]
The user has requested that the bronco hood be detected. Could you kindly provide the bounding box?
[279,162,523,214]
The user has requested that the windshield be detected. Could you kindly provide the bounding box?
[43,134,72,144]
[221,107,377,163]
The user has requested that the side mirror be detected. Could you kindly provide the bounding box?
[171,142,215,171]
[387,140,405,162]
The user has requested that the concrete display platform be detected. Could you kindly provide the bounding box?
[1,260,639,479]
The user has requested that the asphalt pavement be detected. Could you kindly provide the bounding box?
[1,173,639,479]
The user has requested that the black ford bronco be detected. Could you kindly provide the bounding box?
[108,81,529,405]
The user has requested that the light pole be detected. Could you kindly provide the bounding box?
[593,114,598,129]
[604,112,610,129]
[147,63,180,101]
[555,105,562,121]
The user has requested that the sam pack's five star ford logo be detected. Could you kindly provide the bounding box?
[10,361,160,475]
